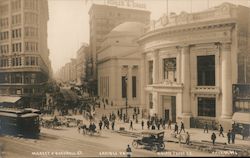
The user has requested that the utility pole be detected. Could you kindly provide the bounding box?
[125,74,128,122]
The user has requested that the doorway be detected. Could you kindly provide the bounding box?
[162,96,176,122]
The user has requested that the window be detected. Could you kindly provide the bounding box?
[12,28,21,39]
[0,18,9,28]
[11,57,22,66]
[0,4,9,15]
[163,58,176,81]
[0,58,9,67]
[197,55,215,86]
[24,0,38,10]
[11,14,21,25]
[11,0,21,11]
[0,31,9,40]
[24,27,38,37]
[122,76,127,98]
[148,60,153,84]
[24,12,38,25]
[24,42,38,52]
[132,76,136,98]
[12,43,22,53]
[0,45,9,54]
[198,97,216,117]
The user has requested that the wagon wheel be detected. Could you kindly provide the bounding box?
[132,141,138,149]
[159,143,165,150]
[96,130,101,136]
[151,144,158,152]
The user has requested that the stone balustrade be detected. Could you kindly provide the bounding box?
[145,3,237,32]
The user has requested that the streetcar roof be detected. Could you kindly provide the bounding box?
[0,112,17,117]
[0,96,21,103]
[21,113,39,118]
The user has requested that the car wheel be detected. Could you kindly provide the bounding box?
[159,143,165,150]
[132,141,138,148]
[151,144,158,152]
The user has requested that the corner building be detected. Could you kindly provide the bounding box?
[138,3,250,129]
[0,0,51,97]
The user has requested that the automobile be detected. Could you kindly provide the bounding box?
[132,131,165,152]
[232,112,250,139]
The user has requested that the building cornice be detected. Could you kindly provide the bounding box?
[139,19,236,44]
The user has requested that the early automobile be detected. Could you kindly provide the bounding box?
[132,131,165,152]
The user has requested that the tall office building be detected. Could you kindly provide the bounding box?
[88,3,150,94]
[0,0,51,97]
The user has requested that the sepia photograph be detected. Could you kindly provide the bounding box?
[0,0,250,157]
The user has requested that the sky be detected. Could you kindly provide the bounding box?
[48,0,250,73]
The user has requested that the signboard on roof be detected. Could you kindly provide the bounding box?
[106,0,146,10]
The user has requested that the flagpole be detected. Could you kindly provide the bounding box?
[166,0,168,15]
[190,0,192,13]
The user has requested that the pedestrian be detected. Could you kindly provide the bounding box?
[141,120,144,130]
[185,132,190,145]
[231,129,235,144]
[129,120,133,130]
[78,125,81,133]
[112,121,115,130]
[219,124,224,137]
[123,114,126,123]
[126,145,132,158]
[162,119,166,129]
[211,132,216,145]
[174,123,179,134]
[177,133,183,147]
[227,130,231,144]
[147,120,150,130]
[179,121,185,134]
[168,119,172,129]
[99,120,102,130]
[157,122,161,130]
[204,122,209,133]
[151,123,156,130]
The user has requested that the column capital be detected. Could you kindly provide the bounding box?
[153,49,159,57]
[220,42,231,51]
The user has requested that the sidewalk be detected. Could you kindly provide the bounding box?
[110,119,250,147]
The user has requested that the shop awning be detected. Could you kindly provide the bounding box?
[232,112,250,124]
[0,96,21,103]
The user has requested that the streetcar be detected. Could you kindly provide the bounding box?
[0,108,40,138]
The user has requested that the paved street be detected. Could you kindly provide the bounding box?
[0,125,215,158]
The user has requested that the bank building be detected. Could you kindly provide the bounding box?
[138,3,250,128]
[97,22,145,108]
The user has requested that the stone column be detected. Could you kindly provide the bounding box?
[181,45,191,116]
[140,53,146,110]
[153,50,159,84]
[221,43,233,119]
[127,65,132,103]
[152,91,158,116]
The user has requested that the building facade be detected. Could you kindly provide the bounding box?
[138,3,250,128]
[0,0,51,97]
[76,43,89,86]
[88,4,150,94]
[97,22,144,107]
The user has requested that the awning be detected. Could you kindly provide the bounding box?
[0,96,21,103]
[232,112,250,124]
